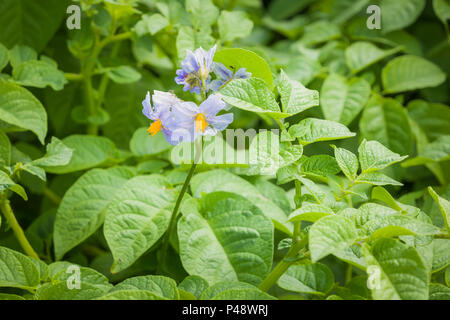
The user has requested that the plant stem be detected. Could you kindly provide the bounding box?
[345,264,352,285]
[0,197,39,260]
[43,188,61,206]
[156,160,198,274]
[258,235,308,292]
[64,73,83,81]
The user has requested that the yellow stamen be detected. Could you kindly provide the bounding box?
[147,119,162,136]
[195,113,208,132]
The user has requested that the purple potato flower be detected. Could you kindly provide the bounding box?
[167,94,233,144]
[142,90,181,144]
[209,62,251,92]
[175,45,217,94]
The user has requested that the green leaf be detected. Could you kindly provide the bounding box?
[309,215,358,262]
[253,179,293,215]
[31,137,73,167]
[0,293,25,300]
[362,214,441,238]
[0,43,8,71]
[277,70,319,116]
[429,283,450,300]
[433,0,450,28]
[428,187,450,234]
[402,135,450,167]
[212,288,276,300]
[345,41,400,73]
[268,0,314,20]
[111,275,179,299]
[288,203,334,222]
[288,118,355,145]
[178,192,273,286]
[98,289,167,300]
[186,0,219,29]
[200,281,255,300]
[360,95,413,155]
[220,78,283,118]
[379,0,426,33]
[104,175,177,273]
[0,0,69,52]
[103,70,164,148]
[432,239,450,272]
[8,184,28,200]
[43,135,120,174]
[277,263,334,295]
[0,246,40,290]
[176,26,214,61]
[345,203,398,227]
[362,238,428,300]
[332,145,358,181]
[8,45,37,69]
[0,170,15,192]
[36,282,107,300]
[135,13,169,36]
[0,131,11,166]
[355,172,403,186]
[179,275,209,299]
[48,262,112,292]
[214,48,274,89]
[320,74,371,126]
[358,139,408,173]
[190,169,291,235]
[382,55,446,94]
[21,164,46,182]
[53,167,135,260]
[299,155,340,178]
[0,79,47,144]
[106,66,142,84]
[218,11,253,42]
[300,20,341,46]
[12,60,67,90]
[247,131,288,176]
[407,100,450,141]
[130,127,172,156]
[284,55,321,86]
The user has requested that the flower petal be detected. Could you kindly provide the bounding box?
[199,94,226,118]
[209,113,233,131]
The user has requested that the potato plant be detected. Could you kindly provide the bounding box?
[0,0,449,301]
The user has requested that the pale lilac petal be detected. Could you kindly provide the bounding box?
[209,113,233,131]
[181,50,199,73]
[199,94,226,118]
[142,91,156,120]
[208,79,224,92]
[213,62,233,80]
[234,68,251,79]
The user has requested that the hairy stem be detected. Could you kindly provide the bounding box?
[0,196,39,260]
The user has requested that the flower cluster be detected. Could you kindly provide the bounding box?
[143,45,251,145]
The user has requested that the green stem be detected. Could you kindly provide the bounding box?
[0,196,39,260]
[345,264,352,285]
[65,73,83,81]
[258,235,308,292]
[43,188,61,206]
[156,161,198,274]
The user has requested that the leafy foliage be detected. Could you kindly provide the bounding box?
[0,0,448,301]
